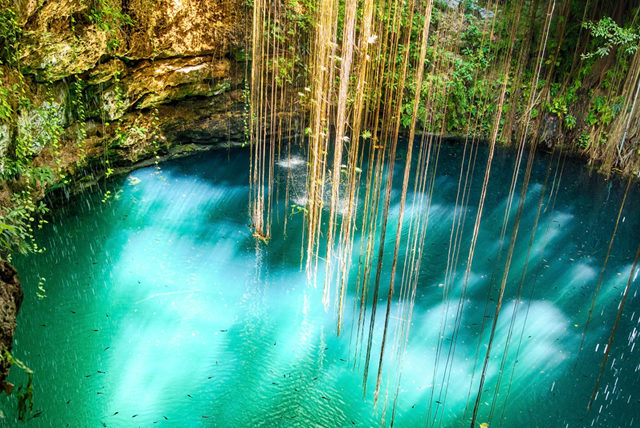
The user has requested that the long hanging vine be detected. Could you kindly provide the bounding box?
[246,0,640,425]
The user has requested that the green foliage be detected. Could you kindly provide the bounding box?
[564,114,576,130]
[11,101,65,174]
[578,132,590,149]
[582,17,640,59]
[0,85,13,122]
[0,190,49,257]
[86,0,134,52]
[549,97,567,117]
[0,2,21,65]
[586,95,616,127]
[70,79,89,164]
[2,350,34,421]
[290,203,308,216]
[0,88,62,258]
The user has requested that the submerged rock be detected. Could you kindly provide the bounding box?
[0,261,23,394]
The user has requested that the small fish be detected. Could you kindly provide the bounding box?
[321,396,329,401]
[312,377,318,381]
[112,412,119,416]
[339,358,346,362]
[40,324,46,327]
[98,370,106,374]
[164,416,168,420]
[435,401,442,404]
[97,392,103,395]
[66,400,71,405]
[70,310,76,314]
[220,329,228,332]
[187,394,193,398]
[31,411,43,418]
[85,375,92,378]
[207,376,213,380]
[132,414,138,418]
[104,347,110,351]
[202,416,210,419]
[272,382,279,385]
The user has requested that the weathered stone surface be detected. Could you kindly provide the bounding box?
[17,101,66,155]
[86,59,128,85]
[98,56,238,120]
[540,113,560,148]
[18,0,246,82]
[22,27,109,82]
[157,89,247,145]
[17,0,82,27]
[0,261,23,393]
[125,0,245,60]
[20,0,112,83]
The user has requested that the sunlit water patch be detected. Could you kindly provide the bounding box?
[2,142,639,427]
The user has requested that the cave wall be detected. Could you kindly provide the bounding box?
[1,0,249,205]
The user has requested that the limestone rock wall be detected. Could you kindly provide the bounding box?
[2,0,248,195]
[0,261,23,391]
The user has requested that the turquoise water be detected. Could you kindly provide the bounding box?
[2,142,639,427]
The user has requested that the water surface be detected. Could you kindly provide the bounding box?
[2,142,639,427]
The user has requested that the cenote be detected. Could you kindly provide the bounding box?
[1,140,639,427]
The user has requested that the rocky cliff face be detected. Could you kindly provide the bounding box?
[0,261,22,391]
[0,0,248,386]
[1,0,248,197]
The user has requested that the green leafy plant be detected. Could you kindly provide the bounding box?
[86,0,134,52]
[578,132,591,149]
[0,83,13,122]
[582,17,640,59]
[0,191,49,257]
[2,350,34,421]
[0,2,21,64]
[549,98,568,117]
[586,95,616,127]
[564,114,576,130]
